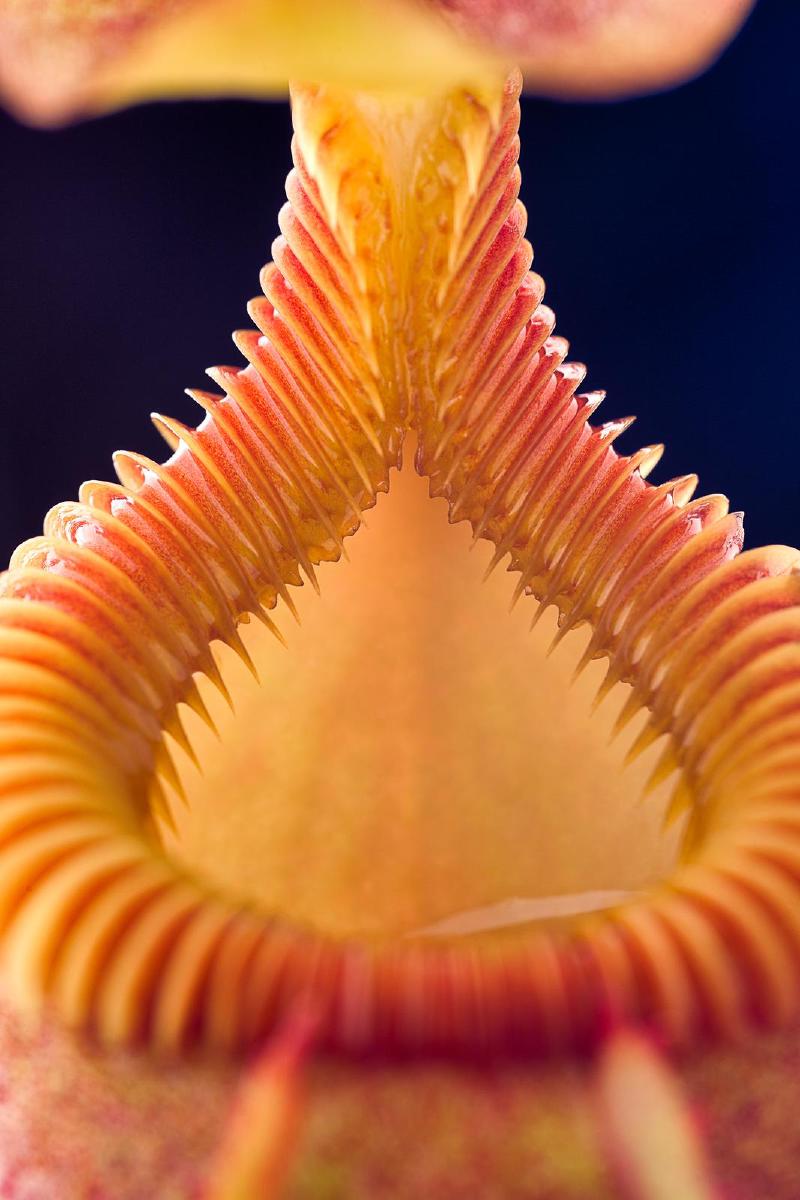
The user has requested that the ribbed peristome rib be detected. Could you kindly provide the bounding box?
[1,71,800,1058]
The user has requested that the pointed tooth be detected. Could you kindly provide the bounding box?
[529,599,550,632]
[148,777,177,834]
[635,443,664,480]
[186,387,223,413]
[613,691,647,740]
[229,629,260,683]
[509,587,526,615]
[509,572,528,611]
[182,678,219,739]
[545,622,566,658]
[664,776,695,829]
[582,390,607,418]
[151,412,182,452]
[530,572,561,623]
[155,741,188,804]
[624,719,662,767]
[643,741,680,798]
[551,606,583,649]
[482,545,506,583]
[264,562,305,625]
[112,451,145,491]
[206,364,236,393]
[572,643,599,684]
[166,712,202,773]
[232,327,261,363]
[547,610,578,655]
[304,561,321,595]
[603,414,635,442]
[256,609,288,649]
[201,654,234,712]
[473,504,502,546]
[664,473,699,507]
[277,586,300,624]
[592,663,620,711]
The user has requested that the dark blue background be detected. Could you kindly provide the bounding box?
[0,0,797,562]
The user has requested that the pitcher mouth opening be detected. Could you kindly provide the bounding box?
[159,449,684,949]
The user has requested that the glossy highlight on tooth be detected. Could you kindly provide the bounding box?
[1,70,799,1079]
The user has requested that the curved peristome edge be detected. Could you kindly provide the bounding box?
[0,72,799,1059]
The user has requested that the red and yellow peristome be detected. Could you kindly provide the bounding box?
[1,70,800,1198]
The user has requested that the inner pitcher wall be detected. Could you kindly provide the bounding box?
[160,457,682,941]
